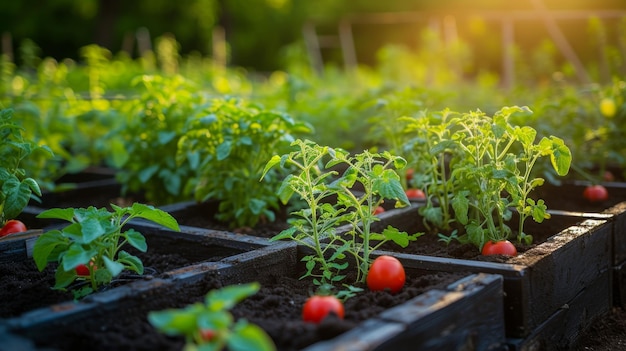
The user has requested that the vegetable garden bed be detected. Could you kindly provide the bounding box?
[336,204,614,349]
[1,241,506,351]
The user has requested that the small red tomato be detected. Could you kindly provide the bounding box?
[603,171,615,182]
[0,220,27,237]
[302,295,344,324]
[373,206,385,215]
[405,188,426,200]
[199,329,216,341]
[367,255,406,293]
[76,264,90,276]
[76,261,97,276]
[481,240,518,257]
[406,168,415,182]
[583,185,609,203]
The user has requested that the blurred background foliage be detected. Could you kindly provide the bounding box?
[2,0,626,72]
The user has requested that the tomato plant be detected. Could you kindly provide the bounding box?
[405,188,426,200]
[481,240,518,257]
[263,139,419,290]
[583,185,609,202]
[366,255,406,293]
[33,203,180,298]
[0,219,27,237]
[302,295,345,324]
[0,108,51,225]
[149,282,275,351]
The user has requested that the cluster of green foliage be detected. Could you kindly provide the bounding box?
[32,203,180,298]
[177,98,311,228]
[0,108,51,224]
[148,282,275,351]
[401,106,571,249]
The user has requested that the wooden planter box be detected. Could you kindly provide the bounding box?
[0,220,274,321]
[0,240,506,351]
[536,180,626,308]
[344,204,613,349]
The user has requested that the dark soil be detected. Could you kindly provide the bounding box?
[0,234,242,318]
[15,267,466,351]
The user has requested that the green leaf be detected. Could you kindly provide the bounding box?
[103,255,125,277]
[32,230,67,271]
[118,250,144,274]
[206,282,260,312]
[452,193,469,225]
[548,136,572,176]
[270,226,296,241]
[54,267,77,290]
[217,140,232,161]
[125,229,147,252]
[61,243,98,272]
[138,164,159,183]
[261,155,282,181]
[2,178,32,219]
[228,321,276,351]
[249,199,265,215]
[130,203,180,231]
[36,208,76,221]
[373,169,409,206]
[381,226,411,248]
[148,304,204,336]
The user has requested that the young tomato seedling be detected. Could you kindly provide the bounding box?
[148,282,275,351]
[32,203,180,298]
[263,139,420,293]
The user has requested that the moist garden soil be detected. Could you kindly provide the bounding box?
[13,268,467,351]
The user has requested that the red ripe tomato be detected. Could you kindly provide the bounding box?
[367,255,406,293]
[76,261,97,276]
[302,295,344,324]
[406,168,415,182]
[373,206,385,215]
[0,220,27,237]
[76,264,90,276]
[199,329,216,341]
[405,188,426,200]
[583,185,609,203]
[481,240,518,257]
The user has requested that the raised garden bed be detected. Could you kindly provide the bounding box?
[0,241,506,351]
[0,220,273,319]
[334,204,614,349]
[535,180,626,308]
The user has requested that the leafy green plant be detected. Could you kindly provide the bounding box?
[177,98,311,229]
[32,203,180,298]
[450,106,571,247]
[0,108,51,224]
[148,282,275,351]
[263,139,418,290]
[112,74,204,205]
[403,106,571,251]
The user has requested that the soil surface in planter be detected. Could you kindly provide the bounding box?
[572,307,626,350]
[0,235,239,318]
[20,269,467,351]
